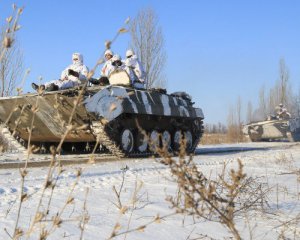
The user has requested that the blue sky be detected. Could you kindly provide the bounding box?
[1,0,300,124]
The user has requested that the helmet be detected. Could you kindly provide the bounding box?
[112,54,121,61]
[104,49,113,57]
[279,103,283,107]
[126,49,134,58]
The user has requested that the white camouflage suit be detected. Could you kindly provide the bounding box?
[45,53,89,89]
[101,59,114,77]
[124,55,146,89]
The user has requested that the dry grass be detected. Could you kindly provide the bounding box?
[200,133,229,144]
[156,139,270,240]
[200,133,249,145]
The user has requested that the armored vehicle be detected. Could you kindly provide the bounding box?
[243,117,300,142]
[0,70,204,157]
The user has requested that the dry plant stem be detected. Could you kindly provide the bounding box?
[109,212,176,239]
[0,46,6,62]
[158,140,244,240]
[11,17,129,239]
[185,227,196,240]
[4,228,13,239]
[12,168,26,239]
[109,178,147,240]
[198,173,241,239]
[12,105,26,136]
[13,94,40,239]
[4,99,19,126]
[25,156,56,238]
[123,178,139,240]
[1,6,23,97]
[46,169,82,235]
[0,50,8,82]
[79,188,90,240]
[44,165,64,216]
[123,210,134,240]
[25,85,88,233]
[244,211,254,240]
[112,170,126,209]
[17,69,30,95]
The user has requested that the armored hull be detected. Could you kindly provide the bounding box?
[243,118,300,142]
[0,83,204,156]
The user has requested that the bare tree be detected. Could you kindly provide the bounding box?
[227,105,237,142]
[246,101,253,123]
[279,58,289,106]
[227,97,244,142]
[266,58,294,115]
[129,8,166,88]
[237,96,242,125]
[0,27,23,97]
[258,86,267,120]
[236,96,243,142]
[252,58,298,119]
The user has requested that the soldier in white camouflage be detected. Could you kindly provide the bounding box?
[276,103,291,120]
[124,49,146,89]
[101,49,114,77]
[32,53,89,91]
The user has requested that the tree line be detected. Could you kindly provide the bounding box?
[204,58,299,143]
[225,58,300,142]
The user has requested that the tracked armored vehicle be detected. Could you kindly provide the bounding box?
[243,117,300,142]
[0,70,204,157]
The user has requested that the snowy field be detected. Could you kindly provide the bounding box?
[0,142,299,239]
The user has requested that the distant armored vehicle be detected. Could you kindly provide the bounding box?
[0,70,204,157]
[243,117,300,142]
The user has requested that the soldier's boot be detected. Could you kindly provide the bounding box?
[89,78,100,85]
[31,83,45,91]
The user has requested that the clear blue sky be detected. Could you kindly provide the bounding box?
[1,0,300,124]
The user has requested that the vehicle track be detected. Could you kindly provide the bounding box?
[0,125,27,154]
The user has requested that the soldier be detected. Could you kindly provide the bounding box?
[90,49,114,86]
[32,53,88,91]
[124,49,146,89]
[281,108,291,119]
[101,49,114,77]
[276,103,291,120]
[276,103,284,114]
[89,51,120,86]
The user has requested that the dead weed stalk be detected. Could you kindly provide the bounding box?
[156,138,269,240]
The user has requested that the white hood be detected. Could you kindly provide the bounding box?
[72,53,83,66]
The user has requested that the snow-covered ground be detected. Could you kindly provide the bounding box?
[0,142,299,239]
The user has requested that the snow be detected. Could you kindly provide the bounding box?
[0,142,299,239]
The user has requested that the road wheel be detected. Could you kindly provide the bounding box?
[136,131,148,153]
[173,130,182,151]
[162,130,171,151]
[149,130,159,152]
[184,131,193,152]
[120,129,134,153]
